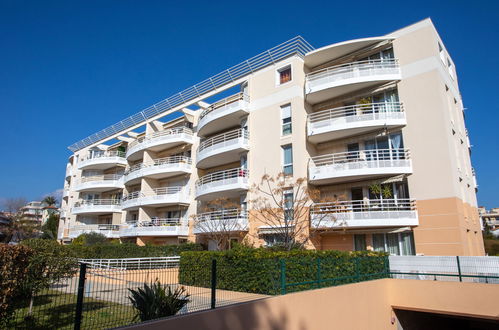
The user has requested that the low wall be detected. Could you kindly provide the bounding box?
[124,279,499,330]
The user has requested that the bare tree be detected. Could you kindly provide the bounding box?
[1,197,27,215]
[249,173,343,250]
[193,198,246,250]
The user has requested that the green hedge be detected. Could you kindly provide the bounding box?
[179,248,388,295]
[66,243,202,259]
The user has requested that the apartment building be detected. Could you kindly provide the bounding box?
[59,18,484,255]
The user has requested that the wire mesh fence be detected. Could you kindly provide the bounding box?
[389,255,499,283]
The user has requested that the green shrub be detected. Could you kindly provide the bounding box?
[72,232,109,246]
[67,242,202,259]
[0,244,34,326]
[179,248,388,295]
[128,281,190,322]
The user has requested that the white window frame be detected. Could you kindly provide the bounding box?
[276,64,292,86]
[281,103,292,136]
[282,144,293,175]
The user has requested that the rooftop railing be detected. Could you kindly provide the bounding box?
[125,156,192,175]
[308,102,404,125]
[306,59,399,88]
[198,128,249,153]
[127,127,193,150]
[199,93,249,120]
[310,148,410,167]
[69,36,314,152]
[196,168,249,187]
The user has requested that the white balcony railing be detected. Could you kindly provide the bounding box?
[72,199,122,214]
[75,174,124,191]
[193,209,249,234]
[78,150,127,170]
[306,59,400,92]
[195,168,249,198]
[309,148,412,183]
[126,127,193,158]
[310,198,418,228]
[69,224,123,238]
[121,186,189,209]
[197,93,250,135]
[308,102,406,139]
[124,156,192,183]
[120,218,189,237]
[197,129,249,166]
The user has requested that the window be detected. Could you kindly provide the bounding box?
[282,145,293,175]
[284,189,293,222]
[263,234,286,247]
[354,234,367,251]
[438,42,446,64]
[277,65,292,85]
[371,232,415,255]
[281,104,292,135]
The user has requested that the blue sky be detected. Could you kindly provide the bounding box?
[0,0,497,208]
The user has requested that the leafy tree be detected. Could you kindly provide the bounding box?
[41,213,59,239]
[128,281,190,322]
[19,239,77,315]
[41,196,57,206]
[72,232,108,246]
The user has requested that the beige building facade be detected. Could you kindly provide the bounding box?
[59,18,484,256]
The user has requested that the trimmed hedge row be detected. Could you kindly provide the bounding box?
[66,242,202,259]
[179,248,388,295]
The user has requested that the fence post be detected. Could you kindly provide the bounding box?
[210,259,217,309]
[456,256,462,282]
[74,262,87,330]
[280,259,287,295]
[316,258,322,288]
[354,257,360,282]
[384,256,390,278]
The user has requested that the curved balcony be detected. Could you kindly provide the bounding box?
[310,199,418,229]
[193,209,248,234]
[120,219,189,237]
[78,150,127,170]
[68,224,122,239]
[308,102,406,143]
[309,149,412,185]
[63,188,69,199]
[197,129,249,169]
[305,59,401,104]
[197,93,249,137]
[72,199,122,215]
[124,156,192,185]
[195,168,249,200]
[126,127,194,161]
[74,174,124,192]
[121,186,190,210]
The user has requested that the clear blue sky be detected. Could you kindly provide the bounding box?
[0,0,497,208]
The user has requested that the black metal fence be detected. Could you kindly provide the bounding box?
[10,255,498,329]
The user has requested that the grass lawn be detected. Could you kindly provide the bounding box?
[10,290,136,330]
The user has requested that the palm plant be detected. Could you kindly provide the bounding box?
[128,281,190,322]
[42,196,57,206]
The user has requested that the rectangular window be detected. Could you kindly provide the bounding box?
[284,189,293,222]
[282,145,293,175]
[281,104,292,135]
[354,234,367,251]
[278,65,292,85]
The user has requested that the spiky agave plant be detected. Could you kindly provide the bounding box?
[128,280,190,322]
